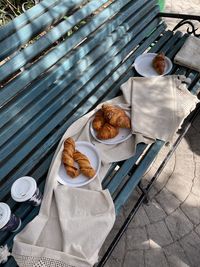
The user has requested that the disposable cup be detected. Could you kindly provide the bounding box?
[0,203,21,232]
[11,176,42,206]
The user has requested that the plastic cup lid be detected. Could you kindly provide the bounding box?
[0,203,11,229]
[11,176,37,202]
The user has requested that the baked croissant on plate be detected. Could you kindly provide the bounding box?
[62,137,79,178]
[102,104,131,128]
[73,150,95,178]
[97,123,119,140]
[92,109,105,131]
[152,52,166,75]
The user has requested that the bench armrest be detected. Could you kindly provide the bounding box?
[158,12,200,36]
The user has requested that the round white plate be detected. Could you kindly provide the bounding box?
[57,141,101,187]
[90,111,132,145]
[133,53,173,77]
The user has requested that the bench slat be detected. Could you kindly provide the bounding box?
[0,0,154,132]
[0,0,157,107]
[0,13,160,162]
[0,153,54,244]
[0,0,85,60]
[0,22,165,201]
[0,0,112,81]
[114,141,164,214]
[112,32,200,214]
[2,61,197,254]
[89,25,168,106]
[107,143,147,195]
[0,0,61,42]
[0,17,161,182]
[148,31,174,53]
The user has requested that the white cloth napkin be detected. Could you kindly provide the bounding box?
[174,35,200,72]
[121,75,199,142]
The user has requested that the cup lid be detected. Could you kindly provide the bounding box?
[11,176,37,202]
[0,203,11,229]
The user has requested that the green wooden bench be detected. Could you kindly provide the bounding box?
[0,0,200,266]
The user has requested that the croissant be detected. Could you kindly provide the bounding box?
[73,150,95,178]
[92,109,105,131]
[97,123,119,140]
[102,104,131,128]
[152,52,166,75]
[62,137,79,178]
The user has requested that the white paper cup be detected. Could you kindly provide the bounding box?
[0,203,21,232]
[11,176,42,206]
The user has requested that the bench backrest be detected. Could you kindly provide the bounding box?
[0,0,165,250]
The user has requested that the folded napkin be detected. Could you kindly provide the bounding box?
[12,97,145,267]
[174,35,200,72]
[121,75,199,142]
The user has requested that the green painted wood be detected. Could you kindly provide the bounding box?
[0,0,140,107]
[0,153,54,245]
[0,23,162,206]
[0,0,112,81]
[0,0,84,60]
[0,0,153,131]
[3,256,16,267]
[160,31,183,53]
[107,143,147,195]
[1,27,198,241]
[167,33,188,58]
[0,0,61,42]
[114,141,164,214]
[0,22,165,201]
[148,30,173,53]
[1,22,188,205]
[88,23,167,107]
[102,163,119,189]
[0,21,166,209]
[0,16,161,165]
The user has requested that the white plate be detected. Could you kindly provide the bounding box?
[133,53,173,77]
[90,111,132,145]
[57,141,101,187]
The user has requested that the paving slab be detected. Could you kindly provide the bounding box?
[181,193,200,226]
[164,242,191,267]
[179,231,200,267]
[192,163,200,197]
[101,227,126,267]
[156,188,181,215]
[123,250,145,267]
[147,221,173,247]
[144,248,169,267]
[165,208,193,241]
[194,224,200,237]
[126,205,150,228]
[126,226,149,250]
[166,175,192,202]
[143,200,167,223]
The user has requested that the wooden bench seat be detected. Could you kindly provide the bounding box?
[0,0,200,266]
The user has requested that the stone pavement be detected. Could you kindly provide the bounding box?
[101,120,200,267]
[100,2,200,266]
